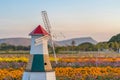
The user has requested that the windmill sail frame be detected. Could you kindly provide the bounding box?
[41,11,58,64]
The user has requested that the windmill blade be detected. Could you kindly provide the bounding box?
[60,32,66,38]
[35,35,50,46]
[41,11,58,64]
[35,40,42,46]
[52,33,58,39]
[41,11,51,34]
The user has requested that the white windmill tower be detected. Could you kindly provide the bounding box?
[41,11,58,64]
[22,24,56,79]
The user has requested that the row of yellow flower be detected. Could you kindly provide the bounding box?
[0,57,28,62]
[0,57,120,62]
[0,67,120,80]
[0,57,60,62]
[59,57,120,62]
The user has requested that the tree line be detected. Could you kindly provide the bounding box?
[55,33,120,53]
[0,42,120,53]
[0,43,30,51]
[54,41,120,53]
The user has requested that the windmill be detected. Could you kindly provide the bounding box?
[41,11,58,64]
[22,25,56,80]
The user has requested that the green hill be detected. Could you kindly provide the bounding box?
[109,33,120,42]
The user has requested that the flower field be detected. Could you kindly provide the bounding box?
[0,67,120,80]
[55,67,120,80]
[0,68,23,80]
[54,57,120,67]
[0,53,120,80]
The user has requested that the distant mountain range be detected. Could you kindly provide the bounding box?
[0,37,97,46]
[0,38,31,46]
[55,37,97,46]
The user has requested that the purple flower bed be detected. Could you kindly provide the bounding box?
[51,61,120,67]
[0,61,120,69]
[0,62,27,69]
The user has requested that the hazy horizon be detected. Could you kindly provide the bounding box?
[0,0,120,42]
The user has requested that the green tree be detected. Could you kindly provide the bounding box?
[71,40,76,51]
[113,42,119,51]
[78,42,96,51]
[0,43,9,50]
[109,33,120,42]
[71,40,76,46]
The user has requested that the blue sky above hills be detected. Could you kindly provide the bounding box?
[0,0,120,41]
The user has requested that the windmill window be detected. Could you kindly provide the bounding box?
[44,63,47,65]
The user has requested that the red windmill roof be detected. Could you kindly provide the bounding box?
[29,25,48,36]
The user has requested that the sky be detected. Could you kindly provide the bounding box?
[0,0,120,42]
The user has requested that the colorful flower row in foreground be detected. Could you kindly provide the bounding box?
[55,67,120,80]
[1,57,120,62]
[59,57,120,62]
[0,57,28,62]
[0,67,120,80]
[0,57,59,62]
[1,57,120,68]
[0,68,23,80]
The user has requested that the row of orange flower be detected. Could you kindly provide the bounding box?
[55,67,120,79]
[0,67,120,80]
[0,68,23,80]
